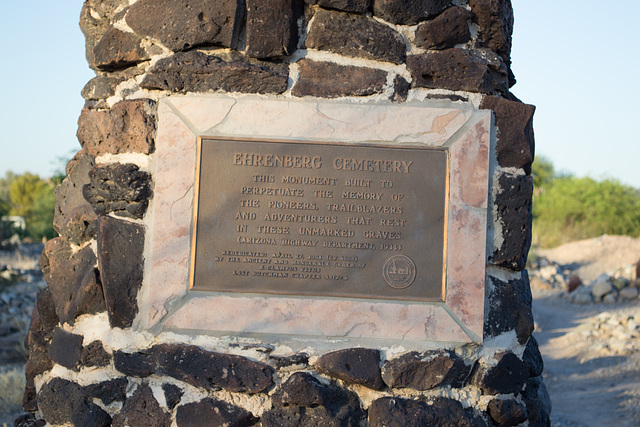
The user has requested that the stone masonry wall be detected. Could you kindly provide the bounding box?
[18,0,547,426]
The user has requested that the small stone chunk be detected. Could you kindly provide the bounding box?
[470,351,529,395]
[487,398,528,427]
[97,215,145,329]
[81,75,126,101]
[381,349,471,391]
[293,59,387,98]
[246,0,302,58]
[176,398,257,427]
[480,95,535,172]
[407,48,508,94]
[414,6,472,50]
[66,268,107,325]
[491,173,534,270]
[141,50,289,94]
[162,383,184,410]
[112,384,171,427]
[13,413,45,427]
[484,272,534,345]
[369,396,487,427]
[126,0,244,51]
[263,372,365,426]
[80,340,111,368]
[77,99,156,157]
[38,378,111,427]
[314,348,384,390]
[523,335,544,378]
[392,75,410,102]
[306,8,406,64]
[84,378,128,405]
[48,327,84,371]
[79,0,126,68]
[91,26,149,70]
[305,0,370,13]
[114,350,155,377]
[83,163,153,219]
[469,0,514,83]
[268,352,309,368]
[373,0,452,25]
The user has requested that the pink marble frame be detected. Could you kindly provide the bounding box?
[139,94,491,350]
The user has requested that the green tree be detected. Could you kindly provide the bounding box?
[8,173,58,240]
[531,156,555,189]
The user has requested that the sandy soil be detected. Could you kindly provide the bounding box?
[533,235,640,426]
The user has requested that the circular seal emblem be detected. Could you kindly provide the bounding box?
[383,255,416,289]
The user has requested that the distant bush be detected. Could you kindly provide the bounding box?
[532,157,640,248]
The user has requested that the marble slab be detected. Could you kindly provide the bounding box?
[139,94,491,350]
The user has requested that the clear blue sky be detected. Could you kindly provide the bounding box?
[1,1,639,188]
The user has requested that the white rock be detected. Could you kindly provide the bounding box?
[572,291,593,305]
[603,293,618,304]
[619,287,639,300]
[592,278,613,299]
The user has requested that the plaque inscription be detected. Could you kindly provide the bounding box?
[190,138,449,302]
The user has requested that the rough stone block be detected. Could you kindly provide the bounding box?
[293,59,387,97]
[23,345,53,412]
[314,348,384,390]
[162,383,184,410]
[113,350,155,377]
[141,50,289,94]
[487,398,528,427]
[39,238,97,324]
[91,26,149,70]
[112,384,171,427]
[369,396,487,427]
[306,8,405,64]
[34,288,59,336]
[97,215,145,328]
[80,340,112,368]
[79,0,128,68]
[176,398,257,427]
[373,0,451,25]
[81,75,126,101]
[77,99,156,157]
[523,335,544,378]
[481,95,535,172]
[268,352,309,368]
[66,268,107,325]
[38,378,111,427]
[521,376,552,427]
[84,378,128,405]
[491,172,533,270]
[414,6,472,50]
[485,273,534,345]
[246,0,302,58]
[263,372,365,426]
[381,349,471,390]
[48,327,84,371]
[125,0,244,51]
[305,0,370,13]
[470,351,529,395]
[407,48,508,94]
[14,414,46,427]
[83,163,153,219]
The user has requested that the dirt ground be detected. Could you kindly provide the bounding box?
[533,235,640,426]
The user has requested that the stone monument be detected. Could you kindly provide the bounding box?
[18,0,548,426]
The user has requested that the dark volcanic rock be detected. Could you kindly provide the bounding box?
[126,0,244,51]
[293,59,387,97]
[306,8,405,64]
[263,372,365,426]
[77,99,156,157]
[84,378,128,405]
[470,351,529,395]
[79,0,129,69]
[80,340,112,368]
[268,352,309,368]
[33,288,59,335]
[369,396,487,427]
[523,335,544,378]
[48,327,84,371]
[521,376,552,427]
[97,215,145,328]
[480,95,535,172]
[485,272,534,345]
[381,349,471,390]
[176,398,257,427]
[392,75,410,102]
[83,163,153,219]
[246,0,302,58]
[114,349,155,377]
[487,398,528,427]
[92,26,149,70]
[492,172,533,270]
[373,0,451,25]
[81,75,126,101]
[141,50,289,94]
[162,383,184,410]
[53,151,97,245]
[314,348,384,390]
[113,384,171,427]
[407,48,508,94]
[414,6,472,50]
[38,378,111,427]
[305,0,370,13]
[13,413,46,427]
[40,238,97,324]
[66,268,107,324]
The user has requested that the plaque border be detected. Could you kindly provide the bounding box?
[140,94,491,349]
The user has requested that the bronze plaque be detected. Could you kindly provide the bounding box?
[190,137,449,302]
